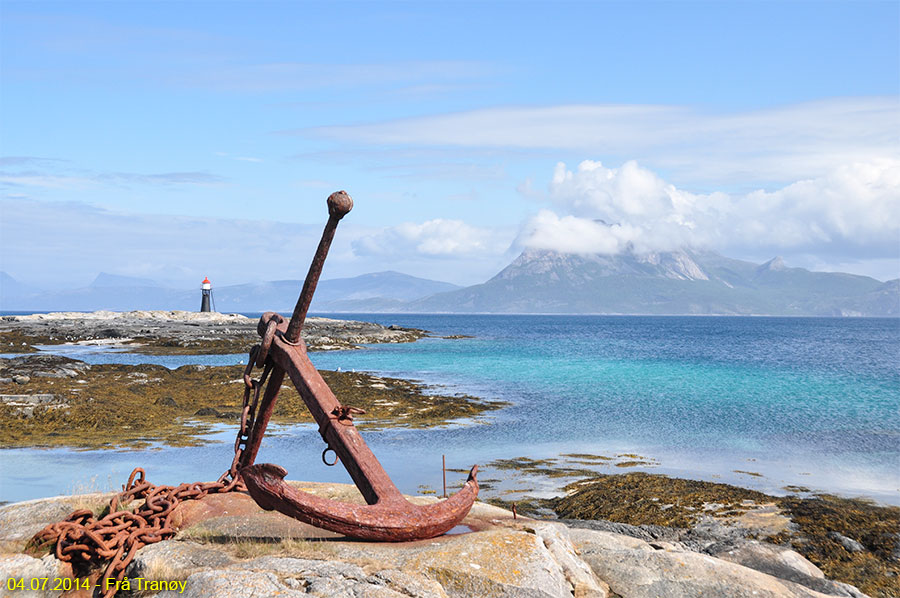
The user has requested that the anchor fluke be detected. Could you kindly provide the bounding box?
[242,463,479,542]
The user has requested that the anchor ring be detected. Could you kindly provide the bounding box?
[322,447,339,467]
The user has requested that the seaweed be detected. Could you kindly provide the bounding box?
[0,359,507,449]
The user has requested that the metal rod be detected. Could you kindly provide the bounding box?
[442,454,447,498]
[285,191,353,343]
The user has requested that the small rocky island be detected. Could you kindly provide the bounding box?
[0,311,505,448]
[0,310,427,354]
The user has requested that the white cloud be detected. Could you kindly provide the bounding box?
[353,219,511,258]
[518,211,641,255]
[309,97,899,185]
[518,159,900,262]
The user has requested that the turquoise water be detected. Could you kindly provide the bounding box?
[2,315,898,504]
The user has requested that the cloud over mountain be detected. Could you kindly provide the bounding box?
[518,158,900,263]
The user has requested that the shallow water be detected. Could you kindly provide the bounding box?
[2,315,898,505]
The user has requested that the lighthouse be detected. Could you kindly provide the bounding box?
[200,277,212,312]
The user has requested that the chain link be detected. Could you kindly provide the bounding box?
[31,344,272,597]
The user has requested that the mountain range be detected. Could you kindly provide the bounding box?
[0,271,461,314]
[407,249,898,316]
[1,250,897,316]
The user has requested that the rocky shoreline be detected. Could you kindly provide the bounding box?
[0,310,428,354]
[0,479,889,598]
[0,311,496,448]
[0,311,896,597]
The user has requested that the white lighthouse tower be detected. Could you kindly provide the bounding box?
[200,277,213,312]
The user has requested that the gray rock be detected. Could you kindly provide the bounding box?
[567,528,656,553]
[126,540,235,579]
[561,518,683,544]
[529,522,609,598]
[370,570,448,598]
[571,528,848,598]
[709,541,868,597]
[302,575,416,597]
[0,489,873,598]
[0,554,68,598]
[0,311,425,353]
[236,556,368,580]
[156,570,304,598]
[710,541,824,579]
[395,528,572,598]
[165,558,446,598]
[0,395,68,418]
[826,531,865,553]
[1,355,90,381]
[0,493,111,542]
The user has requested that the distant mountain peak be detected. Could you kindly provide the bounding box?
[758,256,787,272]
[496,247,711,282]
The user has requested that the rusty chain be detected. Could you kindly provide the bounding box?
[30,342,273,597]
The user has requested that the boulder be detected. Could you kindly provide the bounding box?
[0,493,113,543]
[0,554,70,598]
[826,532,865,554]
[569,528,866,598]
[0,484,872,598]
[709,541,870,598]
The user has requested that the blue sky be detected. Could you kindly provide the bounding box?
[1,1,898,289]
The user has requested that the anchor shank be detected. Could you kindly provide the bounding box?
[266,326,404,505]
[285,191,353,343]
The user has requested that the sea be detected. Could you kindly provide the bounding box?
[2,314,898,505]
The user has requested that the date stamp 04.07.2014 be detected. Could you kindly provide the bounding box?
[5,576,187,594]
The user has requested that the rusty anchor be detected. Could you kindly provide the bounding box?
[236,191,479,541]
[30,192,477,597]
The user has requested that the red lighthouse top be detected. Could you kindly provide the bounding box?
[202,277,210,284]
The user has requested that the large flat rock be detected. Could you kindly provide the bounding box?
[0,482,872,598]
